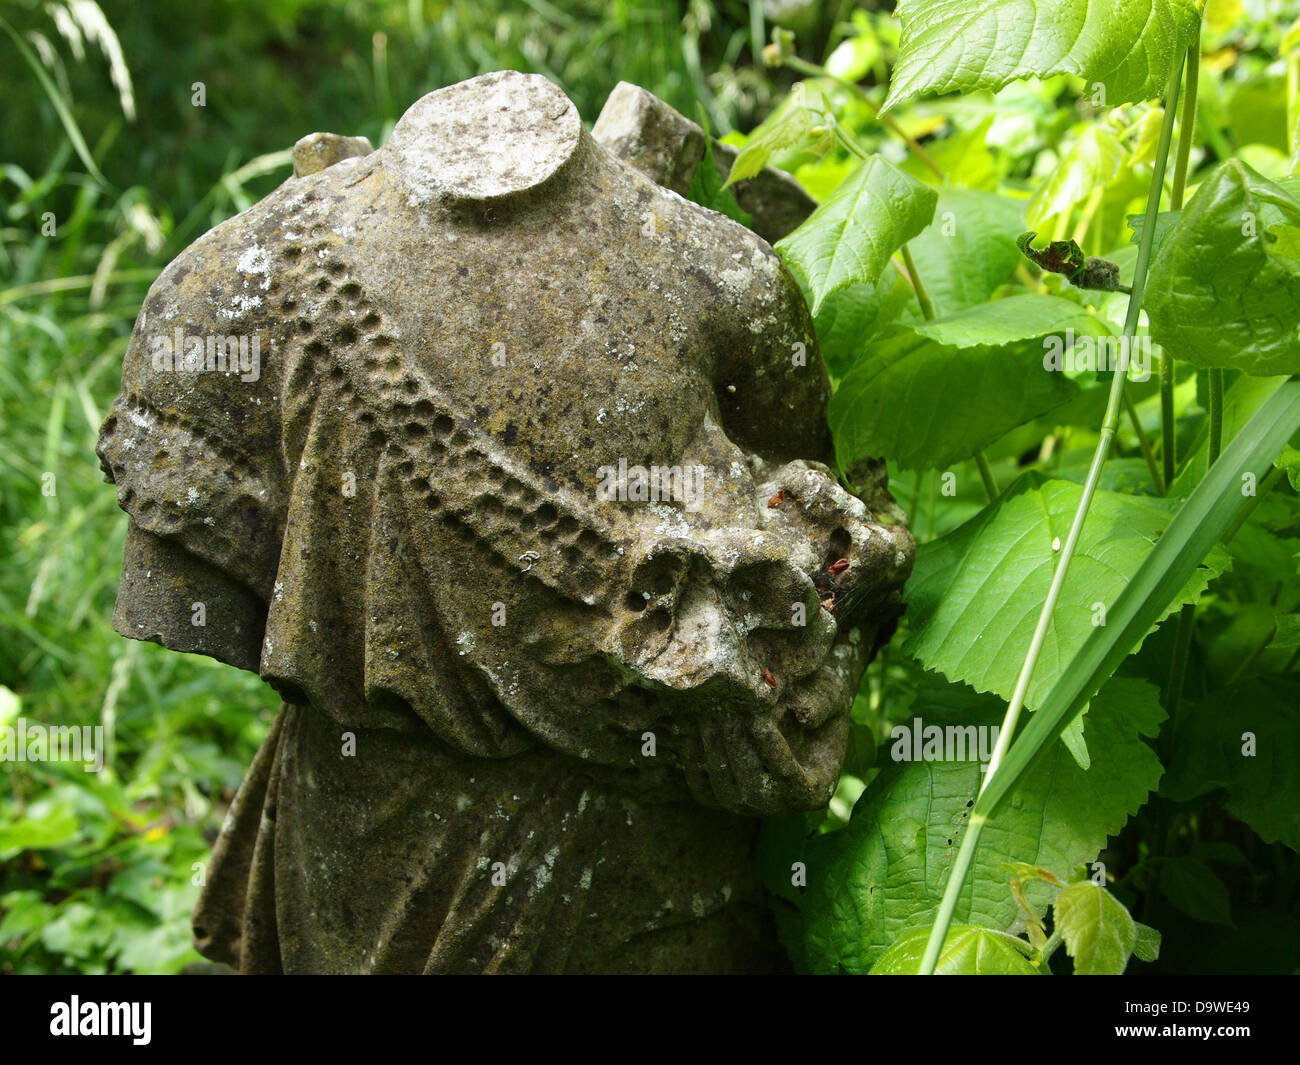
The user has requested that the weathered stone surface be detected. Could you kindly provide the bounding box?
[592,80,817,243]
[291,132,374,178]
[97,70,912,974]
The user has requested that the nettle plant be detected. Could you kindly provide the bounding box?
[712,0,1300,974]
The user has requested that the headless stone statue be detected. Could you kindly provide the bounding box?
[96,71,913,973]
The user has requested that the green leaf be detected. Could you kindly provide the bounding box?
[1207,0,1243,35]
[1205,603,1278,681]
[0,684,19,727]
[1272,613,1300,648]
[1159,857,1235,926]
[776,156,938,314]
[907,189,1026,316]
[884,0,1202,112]
[1274,444,1300,490]
[825,12,887,83]
[1162,676,1300,850]
[870,924,1041,974]
[1060,706,1091,770]
[830,295,1104,470]
[905,473,1231,708]
[1127,209,1184,250]
[1146,161,1300,375]
[0,890,57,946]
[798,673,1163,973]
[1133,921,1162,962]
[901,116,1000,191]
[39,901,117,960]
[724,96,828,188]
[1054,881,1137,975]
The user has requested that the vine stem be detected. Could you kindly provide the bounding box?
[1123,390,1165,494]
[1171,25,1200,209]
[1164,24,1207,781]
[1161,26,1201,489]
[899,243,936,321]
[1036,930,1065,969]
[974,453,999,504]
[1160,351,1177,486]
[918,58,1186,975]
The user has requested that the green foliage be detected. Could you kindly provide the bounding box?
[724,96,830,187]
[685,112,752,226]
[907,189,1026,316]
[884,0,1201,111]
[775,155,938,313]
[753,0,1300,977]
[1163,676,1300,850]
[795,675,1163,973]
[810,273,914,379]
[1146,161,1300,375]
[829,298,1102,471]
[1026,125,1128,228]
[1053,881,1137,974]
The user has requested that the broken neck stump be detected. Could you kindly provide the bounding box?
[97,70,914,974]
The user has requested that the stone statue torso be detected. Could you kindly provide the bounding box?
[97,71,912,973]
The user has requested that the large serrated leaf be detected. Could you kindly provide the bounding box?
[905,473,1232,708]
[798,675,1163,973]
[1146,161,1300,376]
[884,0,1201,111]
[775,156,938,314]
[830,295,1105,471]
[973,379,1300,829]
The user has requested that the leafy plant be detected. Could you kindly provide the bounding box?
[755,0,1300,974]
